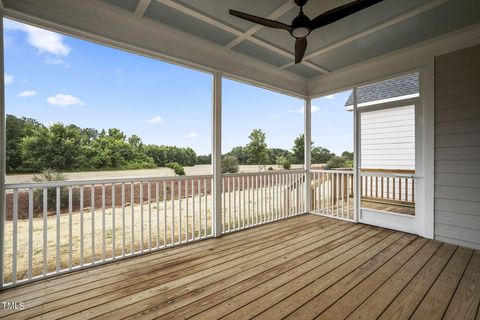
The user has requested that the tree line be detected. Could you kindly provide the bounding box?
[6,115,352,174]
[221,129,352,172]
[6,115,197,173]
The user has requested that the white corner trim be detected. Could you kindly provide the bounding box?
[419,62,435,239]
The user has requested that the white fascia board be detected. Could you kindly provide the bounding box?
[344,93,420,111]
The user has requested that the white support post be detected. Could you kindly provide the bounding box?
[353,87,360,222]
[0,18,5,288]
[212,72,222,237]
[304,97,312,214]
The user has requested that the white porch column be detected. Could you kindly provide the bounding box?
[353,87,360,222]
[304,97,312,213]
[0,19,6,288]
[212,72,222,237]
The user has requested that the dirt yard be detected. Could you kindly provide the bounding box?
[5,164,305,184]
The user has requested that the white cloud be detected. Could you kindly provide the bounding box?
[284,109,295,114]
[297,105,320,114]
[47,93,84,106]
[5,19,71,57]
[18,90,37,97]
[45,57,68,66]
[323,94,335,99]
[4,73,13,84]
[186,132,198,139]
[270,114,279,119]
[148,116,163,124]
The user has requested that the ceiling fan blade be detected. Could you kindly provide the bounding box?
[310,0,383,30]
[230,10,292,31]
[295,38,307,64]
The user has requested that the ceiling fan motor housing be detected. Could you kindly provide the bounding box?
[291,12,311,38]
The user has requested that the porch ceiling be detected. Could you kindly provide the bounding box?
[1,0,480,97]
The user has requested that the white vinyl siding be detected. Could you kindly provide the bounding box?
[434,45,480,250]
[360,105,415,170]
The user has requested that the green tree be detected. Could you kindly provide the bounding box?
[144,145,196,167]
[183,147,197,166]
[6,115,42,172]
[6,114,201,173]
[166,162,185,175]
[227,146,248,164]
[128,134,142,149]
[145,145,167,167]
[197,154,211,165]
[90,128,136,169]
[20,123,87,172]
[276,155,291,170]
[341,151,354,161]
[268,148,291,165]
[222,155,239,173]
[325,155,353,169]
[245,129,268,170]
[292,134,314,164]
[311,146,334,164]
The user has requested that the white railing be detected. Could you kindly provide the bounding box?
[1,169,316,287]
[2,175,213,287]
[310,169,355,221]
[221,170,305,233]
[360,170,415,205]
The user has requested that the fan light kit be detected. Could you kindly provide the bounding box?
[230,0,383,64]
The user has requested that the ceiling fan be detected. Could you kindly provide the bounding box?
[230,0,383,64]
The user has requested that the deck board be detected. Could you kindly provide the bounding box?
[0,214,479,320]
[410,247,473,320]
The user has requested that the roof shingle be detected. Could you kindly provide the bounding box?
[345,72,419,106]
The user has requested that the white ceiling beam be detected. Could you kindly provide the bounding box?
[133,0,151,17]
[246,36,331,73]
[280,0,449,69]
[225,0,296,49]
[156,0,330,74]
[156,0,244,36]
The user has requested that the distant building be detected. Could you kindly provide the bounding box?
[345,73,419,170]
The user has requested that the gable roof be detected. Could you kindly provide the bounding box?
[345,72,419,107]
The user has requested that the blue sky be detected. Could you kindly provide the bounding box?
[4,18,352,156]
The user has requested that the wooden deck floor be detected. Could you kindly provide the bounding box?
[0,214,479,320]
[362,200,416,215]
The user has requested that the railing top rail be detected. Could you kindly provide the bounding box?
[310,169,354,174]
[360,168,415,174]
[5,174,214,189]
[223,170,304,178]
[360,172,415,178]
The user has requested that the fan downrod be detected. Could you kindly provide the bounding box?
[294,0,308,7]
